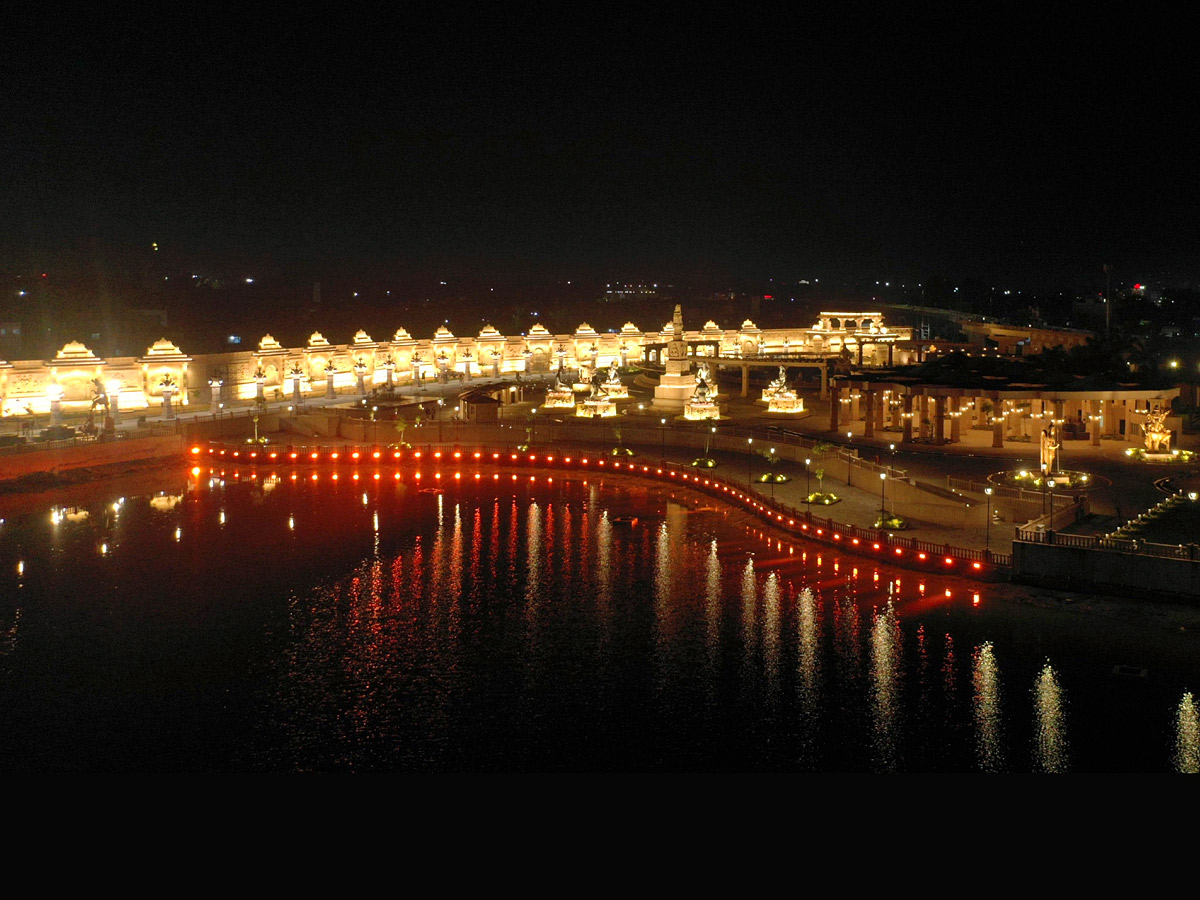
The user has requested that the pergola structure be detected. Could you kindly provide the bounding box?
[833,366,1181,448]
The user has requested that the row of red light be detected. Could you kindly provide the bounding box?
[191,443,990,579]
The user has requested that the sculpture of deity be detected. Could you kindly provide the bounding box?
[1040,423,1061,474]
[553,364,571,392]
[589,370,608,399]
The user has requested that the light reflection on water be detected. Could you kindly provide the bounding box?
[1175,692,1199,774]
[1033,662,1069,774]
[0,469,1193,772]
[973,641,1004,773]
[870,602,901,772]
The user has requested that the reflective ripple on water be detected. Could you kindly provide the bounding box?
[0,468,1195,772]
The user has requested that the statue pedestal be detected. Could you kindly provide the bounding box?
[768,393,805,414]
[543,390,576,410]
[604,383,629,399]
[576,399,617,418]
[652,372,695,412]
[684,400,720,421]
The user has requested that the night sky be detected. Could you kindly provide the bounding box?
[4,12,1196,294]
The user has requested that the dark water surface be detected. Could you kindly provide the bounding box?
[0,466,1196,772]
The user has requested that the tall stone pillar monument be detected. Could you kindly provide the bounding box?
[651,305,696,413]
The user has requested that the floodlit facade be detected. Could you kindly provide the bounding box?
[0,311,924,415]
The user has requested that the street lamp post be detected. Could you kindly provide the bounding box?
[769,447,776,501]
[847,430,853,484]
[747,437,754,485]
[805,456,811,501]
[1047,478,1057,533]
[660,417,667,465]
[880,471,887,520]
[984,486,994,556]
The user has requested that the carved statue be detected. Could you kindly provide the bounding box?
[1040,423,1061,474]
[1144,406,1171,452]
[696,360,711,384]
[553,364,571,392]
[769,365,788,392]
[606,361,621,384]
[589,370,608,399]
[89,378,111,415]
[692,373,712,404]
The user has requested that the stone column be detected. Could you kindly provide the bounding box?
[356,368,367,396]
[326,370,336,399]
[741,365,749,398]
[950,396,961,442]
[161,388,175,421]
[820,364,829,399]
[875,391,886,432]
[887,344,894,366]
[992,416,1004,448]
[934,395,946,445]
[1090,399,1101,445]
[864,390,876,438]
[890,393,901,429]
[850,390,861,421]
[829,386,841,432]
[902,394,913,443]
[1104,399,1116,436]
